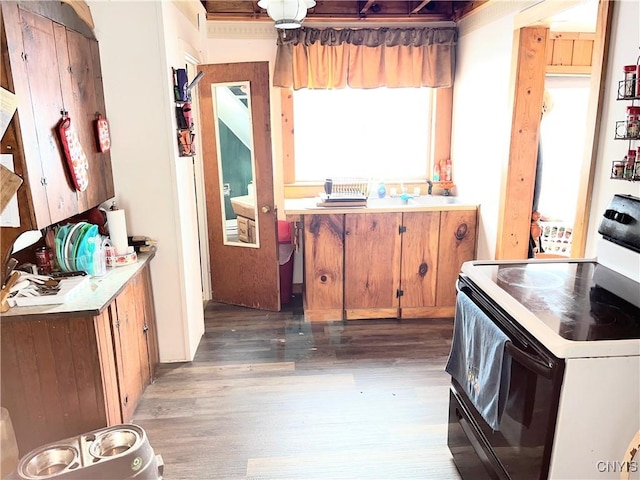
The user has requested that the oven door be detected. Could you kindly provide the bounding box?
[447,276,566,480]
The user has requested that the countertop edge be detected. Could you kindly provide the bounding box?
[283,201,479,216]
[1,253,155,321]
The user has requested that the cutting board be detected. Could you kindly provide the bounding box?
[0,164,22,213]
[14,276,89,307]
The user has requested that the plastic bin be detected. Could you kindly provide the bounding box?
[278,220,295,305]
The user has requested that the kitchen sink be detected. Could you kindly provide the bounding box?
[408,195,463,206]
[366,195,463,208]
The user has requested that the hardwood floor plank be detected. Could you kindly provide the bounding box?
[132,297,461,480]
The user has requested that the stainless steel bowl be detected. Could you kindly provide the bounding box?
[89,428,141,459]
[20,445,78,478]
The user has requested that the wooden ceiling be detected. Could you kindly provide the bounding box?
[201,1,484,24]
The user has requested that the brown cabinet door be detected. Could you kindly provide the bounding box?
[59,28,115,212]
[344,212,402,319]
[94,309,122,425]
[139,264,159,379]
[400,211,440,309]
[112,282,145,422]
[436,210,477,307]
[19,7,78,226]
[303,214,344,321]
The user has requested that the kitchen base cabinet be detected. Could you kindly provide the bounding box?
[398,211,441,317]
[401,209,477,319]
[303,214,344,321]
[0,262,158,455]
[299,208,477,321]
[344,212,402,320]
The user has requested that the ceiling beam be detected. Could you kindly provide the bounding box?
[360,1,376,14]
[411,0,432,15]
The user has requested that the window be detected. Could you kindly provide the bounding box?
[292,87,434,183]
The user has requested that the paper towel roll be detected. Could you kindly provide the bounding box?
[106,208,128,256]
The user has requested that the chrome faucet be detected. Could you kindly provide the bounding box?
[426,180,433,195]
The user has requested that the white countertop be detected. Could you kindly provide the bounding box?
[284,195,479,215]
[1,253,154,319]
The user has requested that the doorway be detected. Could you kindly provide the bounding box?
[497,0,612,260]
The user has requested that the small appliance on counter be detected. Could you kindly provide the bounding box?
[5,424,163,480]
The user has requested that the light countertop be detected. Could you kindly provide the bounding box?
[1,253,154,320]
[284,196,479,215]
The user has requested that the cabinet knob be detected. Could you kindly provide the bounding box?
[261,205,271,214]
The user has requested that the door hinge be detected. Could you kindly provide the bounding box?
[396,289,404,297]
[115,320,120,329]
[40,177,47,186]
[398,225,406,234]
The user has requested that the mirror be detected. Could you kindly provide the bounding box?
[211,81,259,247]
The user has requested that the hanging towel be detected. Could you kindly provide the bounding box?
[445,291,512,431]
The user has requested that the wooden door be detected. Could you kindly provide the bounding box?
[399,211,440,318]
[344,213,402,320]
[303,214,344,321]
[436,210,477,308]
[199,62,279,311]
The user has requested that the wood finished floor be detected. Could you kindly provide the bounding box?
[133,297,462,480]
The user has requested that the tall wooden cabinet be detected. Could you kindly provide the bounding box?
[302,208,477,321]
[0,1,115,260]
[0,261,159,455]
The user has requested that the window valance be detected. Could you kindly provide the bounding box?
[273,27,457,89]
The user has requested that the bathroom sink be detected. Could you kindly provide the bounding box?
[230,195,256,219]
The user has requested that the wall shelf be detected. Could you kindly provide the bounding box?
[611,54,639,181]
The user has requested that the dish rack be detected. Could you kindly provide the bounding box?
[322,177,370,201]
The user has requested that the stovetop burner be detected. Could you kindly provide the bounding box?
[471,261,640,342]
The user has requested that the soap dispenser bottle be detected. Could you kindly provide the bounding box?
[377,181,386,198]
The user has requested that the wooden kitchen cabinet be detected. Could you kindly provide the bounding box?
[399,211,441,316]
[344,212,402,320]
[301,208,477,321]
[0,261,158,455]
[303,214,344,321]
[109,267,159,423]
[0,1,115,230]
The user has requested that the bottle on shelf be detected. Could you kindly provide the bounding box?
[433,163,441,182]
[624,150,636,179]
[623,65,637,98]
[444,158,452,182]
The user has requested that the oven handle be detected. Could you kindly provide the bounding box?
[505,341,553,379]
[455,280,555,379]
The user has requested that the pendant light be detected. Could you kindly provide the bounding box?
[257,0,316,29]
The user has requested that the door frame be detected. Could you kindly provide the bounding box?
[496,0,614,259]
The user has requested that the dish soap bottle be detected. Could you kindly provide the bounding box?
[377,181,386,198]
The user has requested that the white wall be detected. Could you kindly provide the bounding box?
[89,0,206,362]
[452,11,518,260]
[584,0,640,257]
[453,0,640,260]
